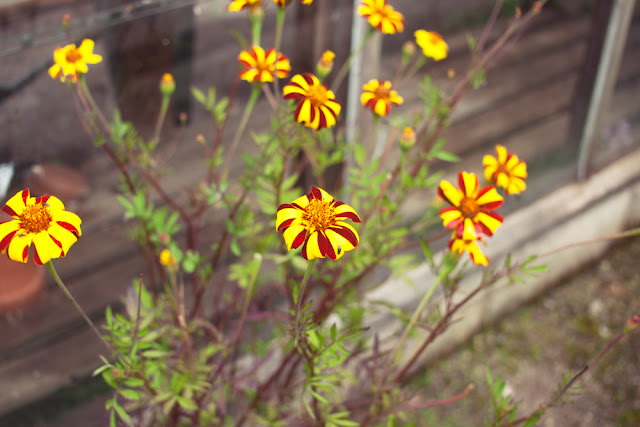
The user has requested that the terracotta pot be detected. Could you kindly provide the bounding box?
[0,213,46,314]
[0,254,46,314]
[25,163,88,205]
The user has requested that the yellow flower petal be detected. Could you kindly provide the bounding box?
[7,232,32,263]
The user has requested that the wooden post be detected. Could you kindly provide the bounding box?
[576,0,636,179]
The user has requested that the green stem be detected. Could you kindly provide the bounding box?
[152,94,171,146]
[250,9,263,46]
[331,27,375,93]
[401,55,427,82]
[45,261,115,355]
[77,75,113,138]
[221,84,261,181]
[388,268,447,366]
[294,258,317,330]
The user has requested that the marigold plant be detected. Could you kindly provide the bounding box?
[10,2,629,426]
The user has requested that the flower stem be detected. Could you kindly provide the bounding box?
[45,261,115,355]
[388,267,447,367]
[152,93,171,146]
[294,258,317,331]
[77,75,113,138]
[221,84,261,181]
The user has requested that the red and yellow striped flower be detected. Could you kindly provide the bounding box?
[359,0,404,35]
[48,39,102,83]
[283,73,341,130]
[276,187,360,260]
[0,189,82,265]
[360,79,403,116]
[483,145,528,195]
[415,30,448,61]
[448,218,489,266]
[228,0,262,11]
[438,172,503,238]
[238,46,291,83]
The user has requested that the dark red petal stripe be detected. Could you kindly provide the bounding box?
[291,229,307,249]
[22,244,30,263]
[317,109,327,129]
[1,205,18,217]
[329,224,358,247]
[0,229,17,251]
[48,233,64,252]
[302,73,315,86]
[21,189,30,205]
[334,211,361,223]
[310,187,323,200]
[56,221,80,236]
[308,103,317,124]
[316,231,328,257]
[277,218,295,231]
[36,194,51,204]
[326,237,337,260]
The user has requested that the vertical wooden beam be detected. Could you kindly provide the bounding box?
[576,0,636,180]
[567,0,613,149]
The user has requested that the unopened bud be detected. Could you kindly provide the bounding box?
[399,127,416,151]
[249,4,264,20]
[159,232,170,245]
[447,68,456,79]
[625,314,640,333]
[533,1,542,13]
[179,112,188,125]
[401,41,416,66]
[160,73,175,96]
[62,14,71,30]
[196,133,206,145]
[515,7,522,18]
[316,50,335,79]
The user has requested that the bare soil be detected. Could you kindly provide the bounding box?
[409,238,640,426]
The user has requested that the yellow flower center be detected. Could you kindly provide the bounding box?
[459,196,480,218]
[374,85,391,100]
[303,199,335,232]
[428,32,443,45]
[19,204,52,233]
[307,84,329,107]
[256,60,274,75]
[65,47,82,64]
[495,162,510,177]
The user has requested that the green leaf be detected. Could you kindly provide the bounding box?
[434,150,460,162]
[119,389,141,401]
[113,401,134,426]
[142,349,173,358]
[92,364,112,377]
[419,238,434,264]
[191,87,207,106]
[178,396,199,411]
[308,389,329,403]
